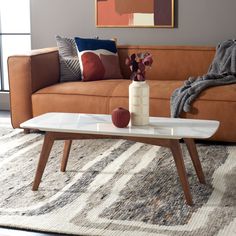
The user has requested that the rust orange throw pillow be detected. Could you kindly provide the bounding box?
[74,37,123,81]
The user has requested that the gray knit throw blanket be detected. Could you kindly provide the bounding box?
[170,39,236,118]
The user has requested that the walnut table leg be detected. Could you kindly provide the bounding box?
[184,138,206,184]
[170,139,193,205]
[24,128,30,134]
[32,132,55,191]
[61,140,72,172]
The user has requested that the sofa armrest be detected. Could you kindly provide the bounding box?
[8,47,60,128]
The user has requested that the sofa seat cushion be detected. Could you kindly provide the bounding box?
[197,83,236,102]
[35,79,126,97]
[34,79,236,102]
[112,80,236,102]
[32,79,128,116]
[106,80,182,99]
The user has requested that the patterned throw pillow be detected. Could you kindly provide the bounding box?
[74,37,123,81]
[55,35,82,82]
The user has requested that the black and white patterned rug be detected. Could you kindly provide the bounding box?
[0,128,235,236]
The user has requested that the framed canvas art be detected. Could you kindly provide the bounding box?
[96,0,174,28]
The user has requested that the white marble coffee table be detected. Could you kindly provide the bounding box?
[20,112,219,205]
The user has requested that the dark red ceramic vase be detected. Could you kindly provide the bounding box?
[111,107,130,128]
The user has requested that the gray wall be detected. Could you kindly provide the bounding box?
[31,0,236,49]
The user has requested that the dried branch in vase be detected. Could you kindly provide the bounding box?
[125,52,153,81]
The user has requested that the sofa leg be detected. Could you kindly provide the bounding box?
[24,128,30,134]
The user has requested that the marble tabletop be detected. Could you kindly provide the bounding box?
[20,112,220,140]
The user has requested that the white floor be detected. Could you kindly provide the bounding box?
[0,111,11,128]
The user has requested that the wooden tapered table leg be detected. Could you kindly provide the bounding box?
[170,139,193,205]
[61,140,72,172]
[184,138,206,184]
[32,132,55,191]
[24,128,30,134]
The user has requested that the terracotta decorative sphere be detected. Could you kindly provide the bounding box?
[111,107,130,128]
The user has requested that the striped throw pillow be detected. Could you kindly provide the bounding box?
[55,35,82,82]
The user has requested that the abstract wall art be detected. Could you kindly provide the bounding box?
[96,0,174,28]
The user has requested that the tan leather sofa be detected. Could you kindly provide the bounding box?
[8,45,236,142]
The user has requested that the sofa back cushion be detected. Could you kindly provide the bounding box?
[118,45,216,80]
